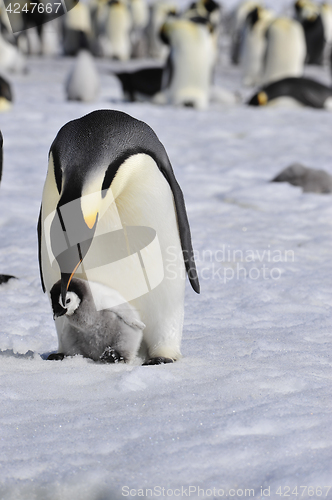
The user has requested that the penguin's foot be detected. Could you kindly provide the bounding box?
[0,274,17,285]
[100,347,124,364]
[143,357,174,366]
[47,352,65,361]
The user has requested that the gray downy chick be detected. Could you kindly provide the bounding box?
[271,163,332,193]
[50,278,145,363]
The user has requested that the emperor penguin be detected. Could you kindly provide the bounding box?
[0,130,16,284]
[65,49,100,102]
[97,0,132,60]
[240,6,275,86]
[62,2,93,56]
[294,0,325,65]
[230,0,263,65]
[247,76,332,109]
[38,110,200,364]
[157,17,215,109]
[145,1,177,60]
[50,278,145,363]
[261,17,306,86]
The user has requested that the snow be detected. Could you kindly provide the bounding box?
[1,5,332,500]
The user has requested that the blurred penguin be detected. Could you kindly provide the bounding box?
[229,0,263,65]
[146,1,177,59]
[156,17,215,109]
[240,6,275,86]
[129,0,149,57]
[247,76,332,109]
[0,131,17,284]
[63,2,93,56]
[183,0,222,69]
[65,49,100,102]
[321,2,332,63]
[97,0,132,60]
[261,17,306,85]
[0,34,26,73]
[294,0,325,65]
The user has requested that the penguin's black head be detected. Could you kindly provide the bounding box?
[50,278,86,318]
[247,91,268,106]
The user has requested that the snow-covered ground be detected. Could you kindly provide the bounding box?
[1,6,332,499]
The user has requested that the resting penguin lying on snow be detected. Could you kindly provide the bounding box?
[271,163,332,193]
[247,77,332,109]
[50,278,145,363]
[38,110,200,365]
[0,130,16,284]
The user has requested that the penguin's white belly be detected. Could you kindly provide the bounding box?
[168,33,213,109]
[78,154,185,359]
[266,96,304,108]
[66,50,99,102]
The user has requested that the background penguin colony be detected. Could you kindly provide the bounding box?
[1,0,332,363]
[1,0,332,108]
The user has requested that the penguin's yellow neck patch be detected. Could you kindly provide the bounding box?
[258,91,268,106]
[81,174,104,228]
[84,211,98,229]
[0,97,11,112]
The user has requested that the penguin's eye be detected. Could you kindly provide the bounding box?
[66,298,71,305]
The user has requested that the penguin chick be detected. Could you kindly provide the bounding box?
[50,278,145,362]
[271,163,332,193]
[65,49,100,102]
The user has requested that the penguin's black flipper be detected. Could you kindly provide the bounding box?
[37,207,46,293]
[0,274,17,284]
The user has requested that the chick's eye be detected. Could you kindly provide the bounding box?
[66,298,71,305]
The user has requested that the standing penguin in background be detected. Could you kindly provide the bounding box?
[38,110,200,364]
[65,46,100,102]
[0,130,16,285]
[294,0,326,65]
[156,17,215,109]
[261,17,306,85]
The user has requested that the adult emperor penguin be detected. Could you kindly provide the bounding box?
[38,110,200,364]
[65,49,100,102]
[157,17,215,109]
[240,6,275,86]
[261,17,306,86]
[294,0,325,65]
[247,76,332,109]
[0,130,16,284]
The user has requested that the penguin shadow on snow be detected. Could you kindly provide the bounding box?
[0,130,17,285]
